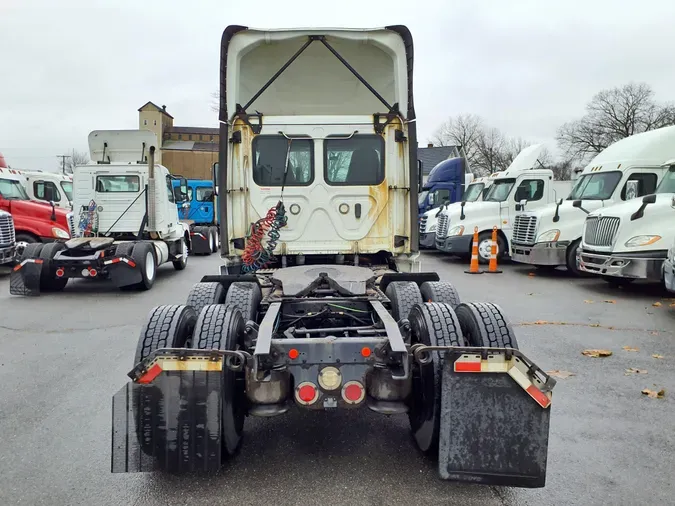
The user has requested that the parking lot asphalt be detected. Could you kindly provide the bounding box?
[0,251,673,506]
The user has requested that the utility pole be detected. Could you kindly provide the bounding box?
[57,154,71,174]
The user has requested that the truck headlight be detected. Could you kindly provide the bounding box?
[428,223,437,233]
[625,235,661,247]
[52,227,70,239]
[448,225,464,236]
[537,229,560,242]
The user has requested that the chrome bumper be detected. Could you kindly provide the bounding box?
[0,245,15,265]
[664,258,675,292]
[435,235,472,255]
[510,242,568,266]
[578,249,666,281]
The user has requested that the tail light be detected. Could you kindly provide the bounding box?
[342,381,365,404]
[295,382,319,405]
[55,268,65,278]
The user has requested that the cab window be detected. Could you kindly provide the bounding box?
[620,173,657,200]
[514,179,544,202]
[33,181,62,202]
[325,135,385,186]
[252,135,313,186]
[432,188,451,207]
[96,175,140,192]
[196,186,213,201]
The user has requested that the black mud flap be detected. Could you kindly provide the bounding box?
[9,259,43,296]
[108,261,143,288]
[191,232,211,255]
[111,369,223,473]
[437,350,553,488]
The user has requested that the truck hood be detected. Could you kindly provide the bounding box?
[445,201,500,221]
[7,199,70,227]
[585,193,675,252]
[520,200,611,241]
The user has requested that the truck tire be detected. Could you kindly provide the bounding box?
[385,281,423,322]
[134,304,198,365]
[17,242,44,262]
[130,242,157,291]
[407,302,466,455]
[15,233,38,258]
[454,302,519,349]
[192,304,247,457]
[39,242,68,292]
[566,239,582,276]
[172,237,188,271]
[186,282,225,315]
[225,282,262,323]
[420,281,460,309]
[477,231,506,264]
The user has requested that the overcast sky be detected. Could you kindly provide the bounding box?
[2,0,675,171]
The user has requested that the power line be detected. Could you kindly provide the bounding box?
[56,154,71,175]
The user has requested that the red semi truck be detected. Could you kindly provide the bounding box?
[0,154,71,257]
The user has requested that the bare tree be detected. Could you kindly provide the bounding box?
[430,114,484,166]
[556,82,675,162]
[497,137,532,170]
[64,149,90,174]
[473,127,509,174]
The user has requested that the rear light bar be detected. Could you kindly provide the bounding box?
[454,354,552,409]
[103,257,137,268]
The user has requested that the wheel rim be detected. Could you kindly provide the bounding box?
[478,239,495,260]
[145,251,155,280]
[182,239,188,262]
[209,232,214,251]
[16,241,28,256]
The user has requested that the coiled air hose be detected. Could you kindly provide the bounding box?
[241,201,287,273]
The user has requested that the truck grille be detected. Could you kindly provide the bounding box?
[419,215,428,234]
[512,215,537,245]
[0,214,16,247]
[584,216,620,247]
[437,214,449,239]
[67,212,76,238]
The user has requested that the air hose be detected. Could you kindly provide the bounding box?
[241,201,288,273]
[78,200,99,237]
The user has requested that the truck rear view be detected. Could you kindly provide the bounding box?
[110,25,555,489]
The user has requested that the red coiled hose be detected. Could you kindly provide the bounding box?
[241,206,278,270]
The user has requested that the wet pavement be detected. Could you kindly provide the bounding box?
[0,251,673,505]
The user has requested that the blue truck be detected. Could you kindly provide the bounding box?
[418,150,474,216]
[172,178,219,255]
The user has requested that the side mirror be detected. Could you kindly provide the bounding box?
[428,193,435,205]
[557,198,563,206]
[625,180,639,200]
[642,193,657,205]
[572,200,582,208]
[49,200,56,221]
[212,162,219,196]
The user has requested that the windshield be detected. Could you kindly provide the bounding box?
[567,171,621,200]
[463,183,485,202]
[60,181,73,201]
[655,166,675,194]
[484,179,515,202]
[0,178,29,200]
[418,190,429,206]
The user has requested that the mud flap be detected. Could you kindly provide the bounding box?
[9,259,43,296]
[437,350,553,488]
[111,369,223,473]
[108,261,143,288]
[190,231,211,255]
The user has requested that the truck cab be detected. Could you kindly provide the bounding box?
[578,160,675,285]
[0,166,71,254]
[22,171,73,209]
[434,144,572,262]
[510,125,675,274]
[418,172,499,249]
[418,151,473,215]
[217,26,420,273]
[173,179,215,223]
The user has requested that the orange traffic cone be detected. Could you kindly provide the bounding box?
[486,226,502,274]
[464,226,484,274]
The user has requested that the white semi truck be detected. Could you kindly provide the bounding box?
[4,169,73,209]
[577,159,675,286]
[110,25,556,489]
[10,130,191,294]
[435,144,573,262]
[418,172,502,249]
[511,126,675,274]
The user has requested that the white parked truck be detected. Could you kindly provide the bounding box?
[511,126,675,274]
[435,144,573,262]
[0,210,16,265]
[577,159,675,286]
[110,25,556,489]
[419,171,501,249]
[10,130,191,295]
[3,169,73,209]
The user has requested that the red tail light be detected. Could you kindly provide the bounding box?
[55,268,65,278]
[342,381,365,404]
[295,382,319,405]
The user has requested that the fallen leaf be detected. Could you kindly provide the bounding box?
[528,272,536,277]
[528,293,535,296]
[604,300,616,304]
[652,302,662,307]
[590,323,600,328]
[641,388,666,399]
[582,349,613,358]
[622,346,639,352]
[584,300,595,304]
[650,331,659,336]
[547,370,576,379]
[652,354,665,359]
[534,320,548,325]
[625,368,648,375]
